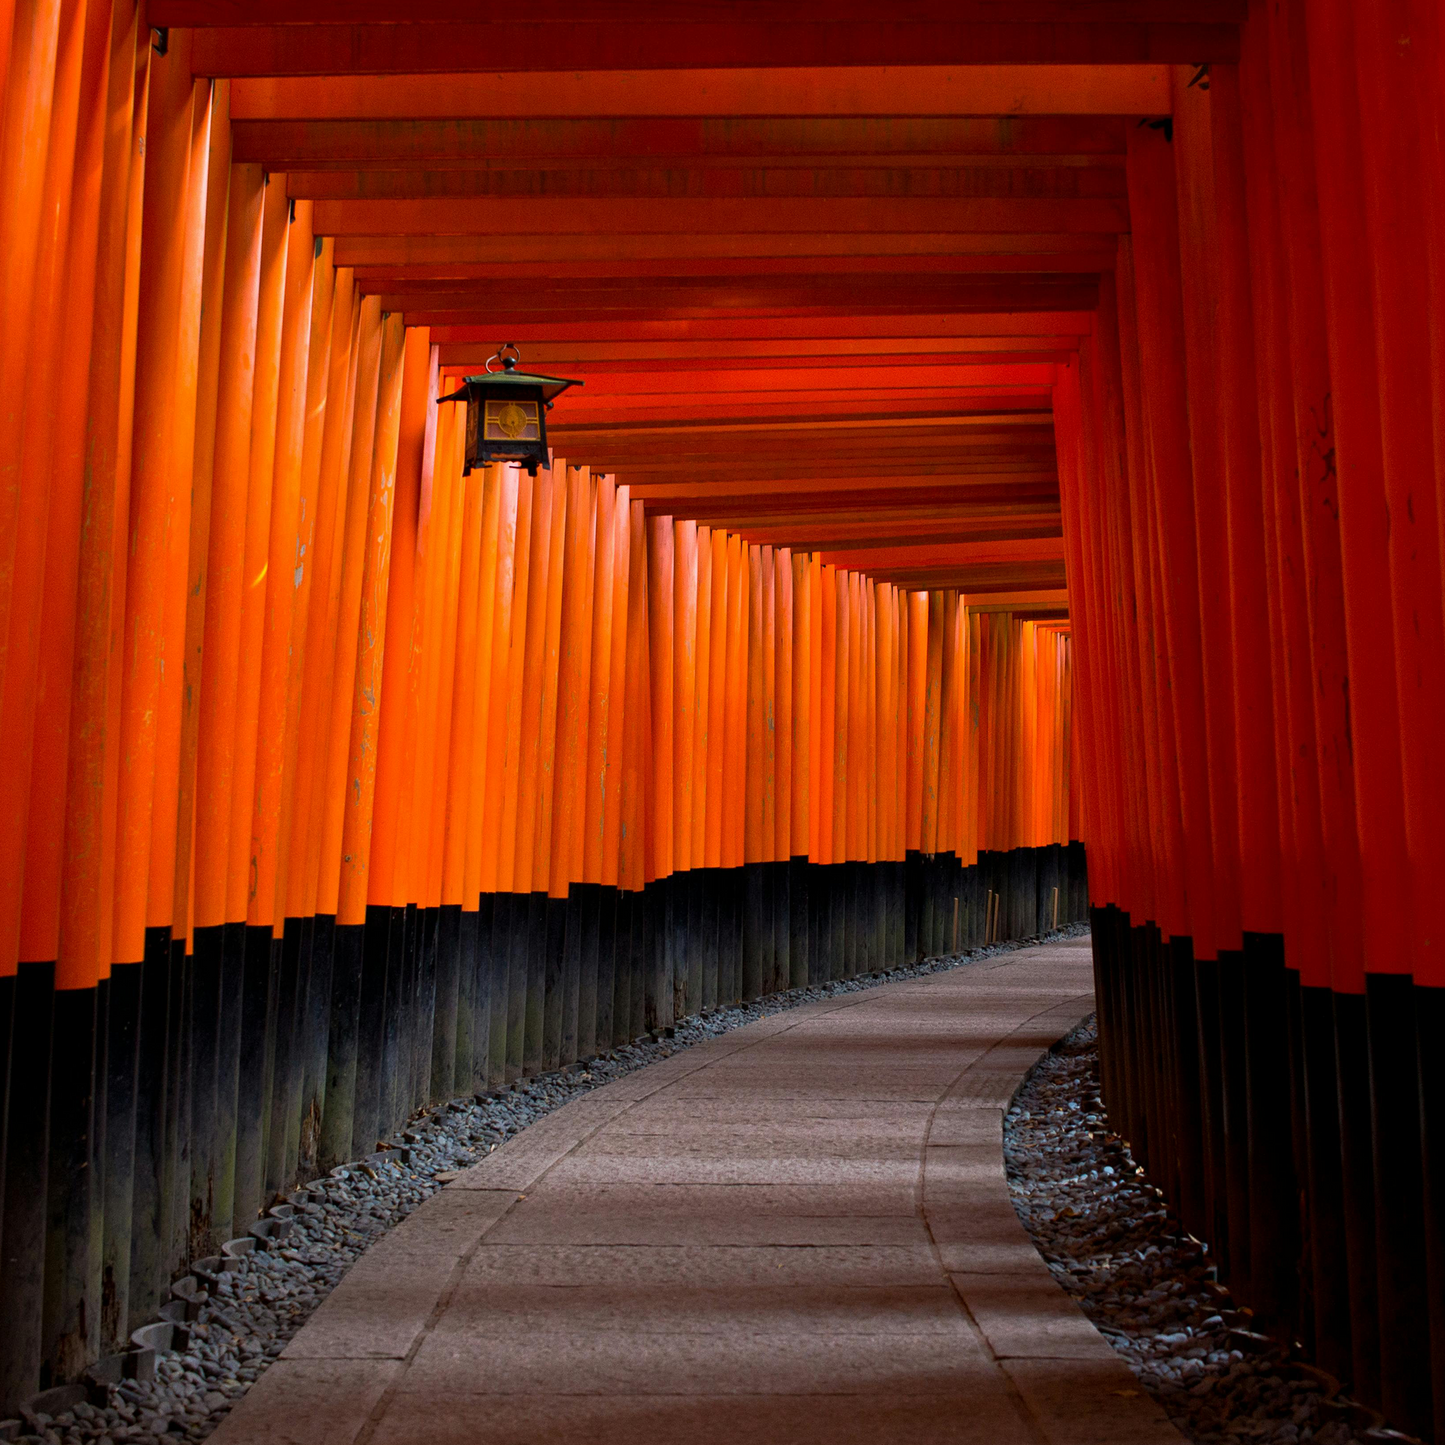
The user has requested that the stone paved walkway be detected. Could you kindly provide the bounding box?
[211,936,1183,1444]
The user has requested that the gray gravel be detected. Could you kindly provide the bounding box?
[1005,1018,1420,1445]
[12,925,1086,1445]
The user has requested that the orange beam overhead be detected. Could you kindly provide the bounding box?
[190,26,1233,75]
[226,66,1172,120]
[523,363,1057,397]
[287,165,1128,202]
[962,588,1069,608]
[627,478,1059,502]
[865,561,1068,588]
[436,349,1078,373]
[552,389,1053,415]
[427,314,1093,343]
[314,196,1130,237]
[158,1,1240,19]
[816,538,1065,568]
[234,115,1132,168]
[361,256,1115,284]
[550,416,1054,444]
[337,235,1118,267]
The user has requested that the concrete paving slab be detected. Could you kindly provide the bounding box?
[927,1107,1005,1147]
[541,1151,923,1186]
[570,1122,926,1156]
[367,1390,1038,1445]
[404,1326,1000,1395]
[208,937,1184,1445]
[925,1196,1045,1247]
[485,1182,926,1243]
[936,1235,1059,1276]
[428,1280,966,1334]
[925,1141,1009,1180]
[661,1076,973,1102]
[950,1271,1123,1361]
[460,1242,946,1287]
[617,1097,936,1123]
[1002,1357,1186,1444]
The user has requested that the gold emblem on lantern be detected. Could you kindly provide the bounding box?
[484,398,539,443]
[496,402,528,439]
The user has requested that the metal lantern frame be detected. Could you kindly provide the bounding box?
[437,342,583,476]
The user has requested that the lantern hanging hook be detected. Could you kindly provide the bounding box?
[486,342,522,374]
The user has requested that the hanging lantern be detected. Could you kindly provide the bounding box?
[437,342,583,476]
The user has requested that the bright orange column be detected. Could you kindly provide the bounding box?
[57,0,146,987]
[335,310,406,926]
[368,326,433,915]
[317,295,383,922]
[110,40,209,964]
[226,173,290,928]
[247,197,316,939]
[193,162,264,938]
[18,0,117,973]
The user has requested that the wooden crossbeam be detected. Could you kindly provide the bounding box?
[234,115,1131,168]
[437,338,1084,370]
[340,235,1117,268]
[190,25,1234,75]
[158,2,1241,22]
[316,196,1129,236]
[226,65,1173,120]
[626,479,1060,501]
[287,165,1129,202]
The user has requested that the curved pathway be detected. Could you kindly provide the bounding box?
[211,936,1183,1445]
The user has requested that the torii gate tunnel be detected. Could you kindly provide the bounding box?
[0,1,1441,1439]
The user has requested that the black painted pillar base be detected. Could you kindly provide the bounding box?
[41,983,99,1387]
[318,920,365,1171]
[101,960,140,1353]
[432,903,462,1103]
[1366,972,1432,1437]
[1299,981,1353,1385]
[1216,946,1251,1302]
[1241,932,1299,1336]
[1333,989,1380,1407]
[1415,982,1445,1445]
[0,961,54,1414]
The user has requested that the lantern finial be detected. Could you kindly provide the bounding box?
[487,342,522,375]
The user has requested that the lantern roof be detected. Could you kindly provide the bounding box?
[446,343,582,405]
[460,367,582,403]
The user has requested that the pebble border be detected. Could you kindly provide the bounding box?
[5,925,1087,1445]
[1004,1018,1421,1445]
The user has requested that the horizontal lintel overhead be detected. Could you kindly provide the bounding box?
[191,26,1234,76]
[227,65,1173,119]
[234,114,1132,168]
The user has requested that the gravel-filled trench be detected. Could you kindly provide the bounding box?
[1005,1018,1419,1445]
[9,928,1086,1445]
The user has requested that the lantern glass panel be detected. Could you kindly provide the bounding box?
[484,398,540,443]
